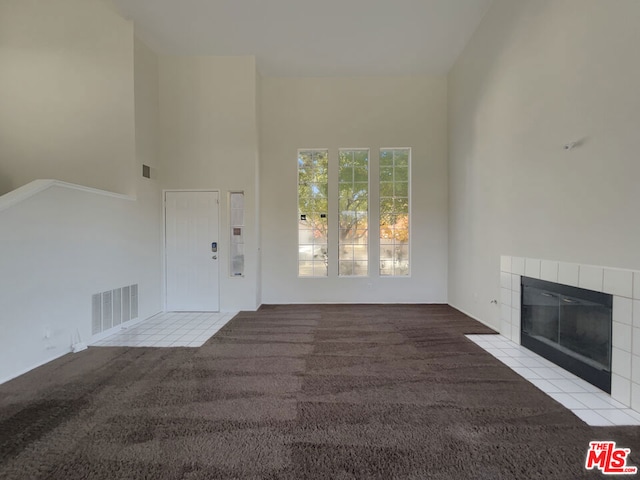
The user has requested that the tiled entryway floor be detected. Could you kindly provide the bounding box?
[467,334,640,426]
[92,311,237,348]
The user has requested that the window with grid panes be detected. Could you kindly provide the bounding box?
[338,149,369,276]
[297,150,329,277]
[379,148,410,276]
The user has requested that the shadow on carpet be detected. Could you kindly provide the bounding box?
[1,304,638,479]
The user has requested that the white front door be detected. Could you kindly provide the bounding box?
[165,191,219,311]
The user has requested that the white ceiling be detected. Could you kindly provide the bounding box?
[110,0,493,77]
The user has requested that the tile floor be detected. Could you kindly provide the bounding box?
[467,334,640,426]
[92,311,237,348]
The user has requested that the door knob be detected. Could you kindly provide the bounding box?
[212,255,217,260]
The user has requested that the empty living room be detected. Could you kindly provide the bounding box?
[1,0,639,478]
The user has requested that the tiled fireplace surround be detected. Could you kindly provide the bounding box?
[499,256,640,412]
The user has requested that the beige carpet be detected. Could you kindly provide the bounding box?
[0,304,638,479]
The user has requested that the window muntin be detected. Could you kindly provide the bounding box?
[298,150,329,277]
[379,148,410,276]
[338,149,369,276]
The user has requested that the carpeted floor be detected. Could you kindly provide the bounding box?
[1,304,638,479]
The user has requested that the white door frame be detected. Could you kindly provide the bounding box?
[162,189,221,312]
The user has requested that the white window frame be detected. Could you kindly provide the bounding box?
[297,148,329,278]
[338,148,370,277]
[379,147,411,277]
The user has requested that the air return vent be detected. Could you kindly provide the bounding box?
[92,293,102,335]
[91,284,139,335]
[122,286,131,323]
[102,291,113,331]
[112,289,122,327]
[130,284,138,319]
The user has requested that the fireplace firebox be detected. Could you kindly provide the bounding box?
[521,277,612,393]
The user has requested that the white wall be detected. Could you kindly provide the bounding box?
[255,69,263,307]
[133,36,163,326]
[448,0,640,329]
[260,76,448,303]
[0,0,163,383]
[0,182,162,384]
[158,55,260,311]
[0,0,136,196]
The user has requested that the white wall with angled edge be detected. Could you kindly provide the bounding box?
[0,0,136,196]
[157,55,261,311]
[0,0,163,383]
[259,76,448,304]
[448,0,640,330]
[0,181,162,384]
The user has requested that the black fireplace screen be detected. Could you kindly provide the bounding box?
[521,277,612,393]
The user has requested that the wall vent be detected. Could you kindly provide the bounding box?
[102,290,113,331]
[92,293,102,335]
[130,284,138,319]
[91,284,139,335]
[112,288,122,326]
[122,286,131,323]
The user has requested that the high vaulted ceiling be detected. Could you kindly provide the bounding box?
[110,0,493,77]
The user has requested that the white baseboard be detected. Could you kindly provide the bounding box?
[0,350,69,385]
[448,303,499,333]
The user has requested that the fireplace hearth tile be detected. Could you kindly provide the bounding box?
[468,334,640,425]
[500,271,511,289]
[504,257,640,411]
[613,296,633,325]
[631,383,640,412]
[594,391,627,409]
[530,366,569,379]
[579,265,604,291]
[570,379,603,393]
[558,262,579,287]
[591,408,640,426]
[500,321,512,339]
[500,303,511,318]
[612,347,632,379]
[511,366,542,379]
[633,328,640,356]
[500,255,512,273]
[540,260,559,283]
[525,258,541,279]
[632,355,640,384]
[548,392,588,409]
[510,324,520,344]
[511,274,521,293]
[500,288,511,306]
[623,407,640,422]
[500,347,522,357]
[571,393,623,410]
[611,373,632,405]
[572,409,613,426]
[516,357,548,369]
[548,378,590,393]
[499,357,524,368]
[604,268,634,298]
[613,322,632,352]
[529,378,562,393]
[510,291,519,310]
[512,257,525,275]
